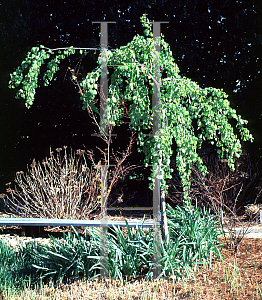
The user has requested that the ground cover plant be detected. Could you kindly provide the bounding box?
[167,151,262,253]
[1,206,262,299]
[3,237,261,300]
[0,203,225,294]
[0,239,45,292]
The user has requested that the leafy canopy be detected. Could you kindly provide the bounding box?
[9,14,253,199]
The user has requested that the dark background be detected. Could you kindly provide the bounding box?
[0,0,261,194]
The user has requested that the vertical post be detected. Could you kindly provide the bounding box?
[92,21,115,279]
[100,164,108,277]
[152,164,161,279]
[92,22,115,135]
[151,21,169,280]
[159,151,169,243]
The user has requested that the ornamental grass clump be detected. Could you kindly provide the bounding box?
[166,203,225,274]
[26,224,153,286]
[29,227,101,286]
[22,203,225,286]
[87,221,155,282]
[5,146,101,219]
[0,239,45,291]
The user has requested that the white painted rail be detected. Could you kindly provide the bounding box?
[0,218,156,228]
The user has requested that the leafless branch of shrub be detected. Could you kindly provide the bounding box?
[84,100,140,210]
[167,150,262,253]
[5,147,101,219]
[84,133,140,210]
[4,92,139,220]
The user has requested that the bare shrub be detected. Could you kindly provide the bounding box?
[4,90,139,219]
[167,148,262,216]
[5,147,101,219]
[167,148,262,252]
[4,133,138,220]
[244,203,262,222]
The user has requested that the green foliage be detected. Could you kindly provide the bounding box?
[0,240,45,290]
[166,203,225,273]
[87,221,155,282]
[0,204,225,289]
[8,14,253,197]
[9,46,77,108]
[29,227,100,285]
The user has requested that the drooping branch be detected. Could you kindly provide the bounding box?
[8,13,253,203]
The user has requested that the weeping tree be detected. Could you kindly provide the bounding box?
[9,14,253,232]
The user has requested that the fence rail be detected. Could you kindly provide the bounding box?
[0,217,156,228]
